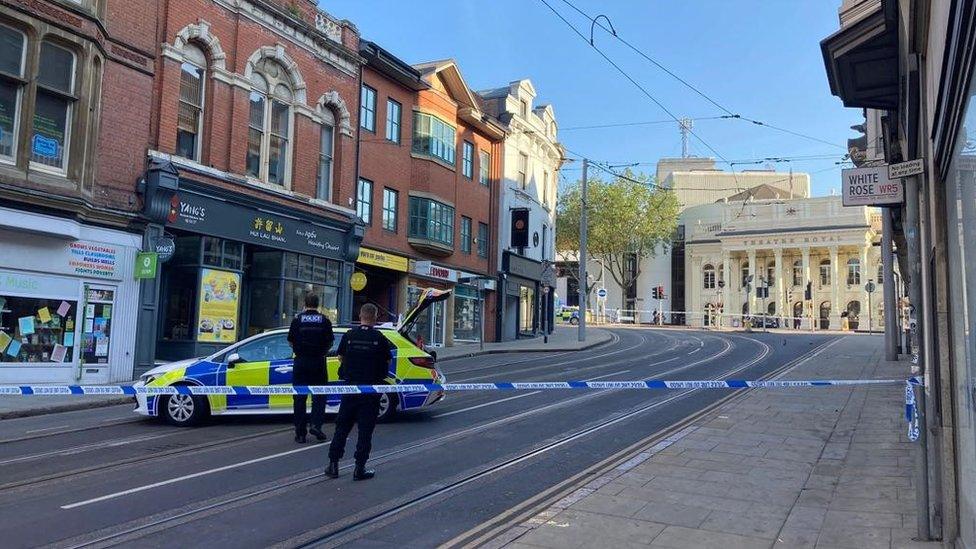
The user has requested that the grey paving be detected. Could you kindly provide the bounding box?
[495,335,941,548]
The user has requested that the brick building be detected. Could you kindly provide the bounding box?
[0,0,157,383]
[138,0,365,370]
[357,44,505,346]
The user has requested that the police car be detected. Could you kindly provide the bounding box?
[134,289,450,426]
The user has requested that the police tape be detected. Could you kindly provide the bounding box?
[0,378,924,441]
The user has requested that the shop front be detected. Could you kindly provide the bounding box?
[0,207,141,383]
[406,261,456,347]
[353,247,409,324]
[499,251,543,341]
[153,180,361,362]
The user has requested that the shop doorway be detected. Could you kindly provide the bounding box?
[847,300,861,330]
[352,266,400,324]
[504,295,518,340]
[407,286,447,347]
[819,301,831,329]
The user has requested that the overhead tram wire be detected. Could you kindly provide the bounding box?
[558,0,848,152]
[535,0,745,194]
[560,116,725,131]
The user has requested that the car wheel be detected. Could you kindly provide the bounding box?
[160,390,209,426]
[569,317,579,325]
[377,393,398,423]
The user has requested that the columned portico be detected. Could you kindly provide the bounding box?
[830,246,840,329]
[774,248,784,319]
[747,249,757,315]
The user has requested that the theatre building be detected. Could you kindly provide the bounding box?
[0,0,156,383]
[357,43,504,346]
[137,1,364,371]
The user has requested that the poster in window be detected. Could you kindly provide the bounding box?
[197,269,240,343]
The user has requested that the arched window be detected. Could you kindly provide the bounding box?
[766,262,775,287]
[793,260,803,286]
[317,108,335,201]
[819,259,831,287]
[702,264,715,289]
[246,59,295,186]
[176,44,206,161]
[767,302,776,316]
[846,258,861,286]
[741,261,750,289]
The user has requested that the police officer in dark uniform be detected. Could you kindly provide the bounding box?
[288,292,334,444]
[325,303,392,480]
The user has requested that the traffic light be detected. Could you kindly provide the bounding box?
[510,208,530,249]
[652,286,659,300]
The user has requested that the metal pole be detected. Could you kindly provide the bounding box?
[868,285,873,333]
[479,286,485,352]
[882,209,898,358]
[578,159,588,343]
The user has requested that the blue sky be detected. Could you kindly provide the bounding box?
[325,1,858,196]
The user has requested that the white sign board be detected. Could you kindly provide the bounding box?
[842,166,903,206]
[888,159,925,179]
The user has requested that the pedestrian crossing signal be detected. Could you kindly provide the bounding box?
[652,285,665,300]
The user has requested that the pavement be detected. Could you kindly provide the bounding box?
[0,328,837,547]
[477,335,935,549]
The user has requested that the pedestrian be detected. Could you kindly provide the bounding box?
[325,303,393,481]
[288,292,334,444]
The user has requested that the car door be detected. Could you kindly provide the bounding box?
[224,333,293,411]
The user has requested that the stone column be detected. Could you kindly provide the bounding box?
[774,248,784,322]
[747,249,757,316]
[721,249,731,327]
[861,243,871,330]
[689,254,701,327]
[801,247,811,329]
[830,246,841,330]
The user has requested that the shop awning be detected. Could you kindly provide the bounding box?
[821,0,899,110]
[0,206,82,240]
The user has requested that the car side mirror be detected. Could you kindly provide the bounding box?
[226,352,243,367]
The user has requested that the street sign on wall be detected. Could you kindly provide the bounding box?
[841,166,904,206]
[887,159,925,179]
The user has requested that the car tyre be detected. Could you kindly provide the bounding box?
[569,317,579,326]
[377,392,398,423]
[160,388,210,426]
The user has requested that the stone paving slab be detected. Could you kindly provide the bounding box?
[488,335,941,548]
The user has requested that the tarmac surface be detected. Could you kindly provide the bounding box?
[0,327,836,548]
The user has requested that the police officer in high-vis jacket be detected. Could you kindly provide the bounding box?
[287,292,334,444]
[325,303,392,480]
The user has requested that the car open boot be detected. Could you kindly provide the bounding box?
[324,461,339,479]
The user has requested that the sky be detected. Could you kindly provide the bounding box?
[324,0,860,197]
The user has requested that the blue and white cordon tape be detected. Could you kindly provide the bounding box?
[0,377,924,441]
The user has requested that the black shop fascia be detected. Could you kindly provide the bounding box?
[145,176,363,362]
[498,251,544,341]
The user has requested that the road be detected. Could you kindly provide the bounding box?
[0,328,837,548]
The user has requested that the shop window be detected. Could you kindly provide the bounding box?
[284,280,338,322]
[81,287,114,364]
[31,41,76,172]
[453,286,481,342]
[0,24,26,162]
[317,116,334,201]
[412,111,455,164]
[176,44,206,161]
[247,279,281,334]
[202,237,242,270]
[519,286,535,333]
[0,295,77,364]
[162,268,197,340]
[245,63,293,186]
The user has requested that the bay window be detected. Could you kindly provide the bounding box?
[412,111,455,164]
[408,196,454,247]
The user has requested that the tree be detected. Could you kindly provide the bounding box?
[556,169,679,311]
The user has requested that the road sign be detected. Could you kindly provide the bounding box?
[842,166,903,206]
[866,280,877,293]
[717,279,725,289]
[596,287,608,299]
[888,159,925,179]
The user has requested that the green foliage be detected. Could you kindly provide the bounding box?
[556,169,679,308]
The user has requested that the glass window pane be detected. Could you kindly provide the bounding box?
[0,24,25,77]
[246,280,281,334]
[317,124,334,200]
[0,295,78,363]
[31,91,69,168]
[251,251,283,278]
[246,128,262,178]
[179,63,203,106]
[271,100,288,137]
[249,73,268,93]
[248,92,265,129]
[222,241,243,270]
[298,254,314,281]
[38,42,74,93]
[284,253,299,279]
[268,134,286,185]
[313,258,328,284]
[0,81,18,158]
[202,237,222,266]
[325,260,340,286]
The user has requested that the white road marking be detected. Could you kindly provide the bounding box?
[24,425,68,434]
[61,444,319,509]
[432,369,632,419]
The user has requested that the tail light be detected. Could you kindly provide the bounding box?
[409,356,435,368]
